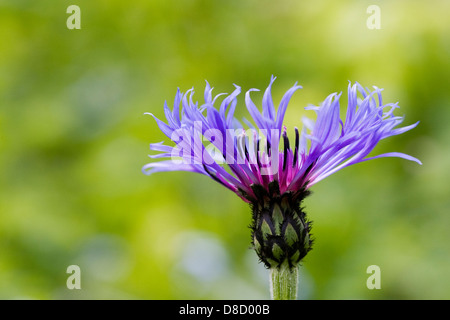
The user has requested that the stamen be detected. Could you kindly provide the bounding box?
[203,164,227,188]
[283,131,290,171]
[302,160,316,181]
[256,139,262,169]
[244,142,250,161]
[293,127,299,167]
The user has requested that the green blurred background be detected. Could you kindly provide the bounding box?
[1,0,449,299]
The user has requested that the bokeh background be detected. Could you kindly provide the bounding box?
[1,0,449,299]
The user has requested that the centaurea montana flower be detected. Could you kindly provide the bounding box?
[142,77,420,297]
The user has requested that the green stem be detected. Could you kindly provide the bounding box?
[270,263,299,300]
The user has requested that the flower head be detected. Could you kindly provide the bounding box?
[144,77,420,199]
[143,77,420,268]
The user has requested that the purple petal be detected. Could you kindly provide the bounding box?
[383,121,420,138]
[262,75,276,120]
[361,152,422,165]
[142,160,202,175]
[220,85,241,120]
[172,88,182,126]
[275,82,302,131]
[149,142,173,153]
[145,113,174,138]
[245,88,267,130]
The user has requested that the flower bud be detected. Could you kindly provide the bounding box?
[250,181,312,269]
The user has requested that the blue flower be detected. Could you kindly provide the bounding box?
[144,77,420,199]
[143,77,421,268]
